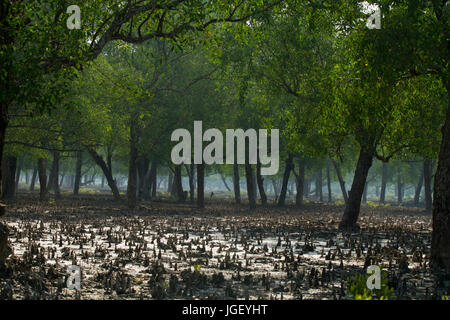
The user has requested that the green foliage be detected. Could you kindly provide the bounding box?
[346,269,394,300]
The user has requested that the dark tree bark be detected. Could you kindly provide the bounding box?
[46,152,61,198]
[37,158,47,202]
[233,163,241,204]
[331,159,348,203]
[143,160,157,200]
[74,151,82,195]
[137,157,149,200]
[295,159,305,207]
[278,154,293,207]
[424,159,433,212]
[87,148,120,200]
[397,168,403,204]
[256,161,267,205]
[151,162,157,198]
[363,181,368,204]
[197,163,205,208]
[327,161,332,202]
[168,169,173,193]
[379,162,388,204]
[174,165,185,202]
[30,168,37,191]
[414,164,424,206]
[271,178,279,200]
[15,163,21,192]
[245,163,256,209]
[186,162,195,203]
[339,149,373,231]
[1,156,16,199]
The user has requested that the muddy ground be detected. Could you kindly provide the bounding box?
[0,193,449,300]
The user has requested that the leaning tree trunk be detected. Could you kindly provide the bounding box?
[424,159,433,212]
[379,162,388,204]
[233,162,241,204]
[339,149,373,231]
[197,163,205,208]
[331,159,348,203]
[15,163,21,193]
[278,154,293,207]
[431,80,450,269]
[87,148,120,200]
[30,168,37,191]
[37,158,47,202]
[414,164,424,206]
[256,161,267,205]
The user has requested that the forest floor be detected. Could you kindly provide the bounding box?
[0,192,449,300]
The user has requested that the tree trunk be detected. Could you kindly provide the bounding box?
[424,159,433,212]
[295,159,305,207]
[37,158,47,202]
[397,168,403,204]
[30,168,37,191]
[151,162,157,198]
[245,163,256,209]
[15,163,21,192]
[168,170,173,193]
[219,172,231,192]
[414,164,424,206]
[137,157,149,200]
[278,154,293,207]
[256,161,267,205]
[380,162,388,204]
[1,156,16,200]
[74,151,82,195]
[47,152,60,198]
[174,165,184,202]
[431,78,450,268]
[331,159,348,203]
[233,163,241,204]
[327,161,332,202]
[339,149,373,231]
[187,162,195,203]
[363,181,368,204]
[197,163,205,208]
[87,148,120,200]
[271,178,279,200]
